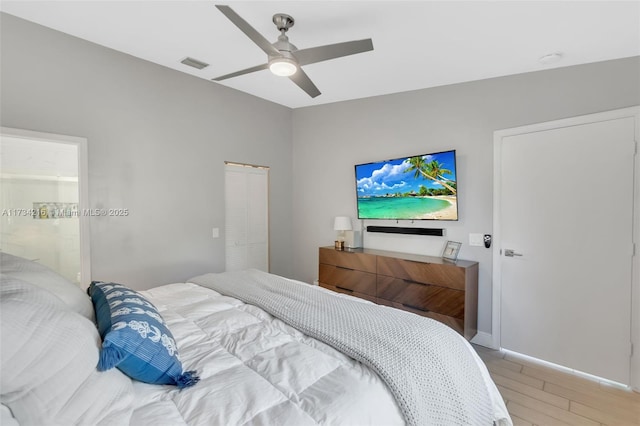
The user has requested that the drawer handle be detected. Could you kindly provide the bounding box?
[336,265,355,271]
[335,285,354,293]
[402,278,428,286]
[402,259,431,265]
[402,303,429,312]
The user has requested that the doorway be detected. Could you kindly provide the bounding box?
[0,127,90,285]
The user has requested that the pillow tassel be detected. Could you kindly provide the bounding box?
[97,343,124,371]
[175,370,200,389]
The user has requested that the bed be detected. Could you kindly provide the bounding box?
[0,253,511,426]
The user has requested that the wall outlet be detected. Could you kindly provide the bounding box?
[469,233,484,247]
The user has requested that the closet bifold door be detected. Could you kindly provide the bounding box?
[224,162,269,272]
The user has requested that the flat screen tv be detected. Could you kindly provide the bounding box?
[355,150,458,221]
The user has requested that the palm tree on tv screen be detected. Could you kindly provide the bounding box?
[404,156,457,195]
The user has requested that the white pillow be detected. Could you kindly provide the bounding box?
[0,276,134,425]
[0,252,94,320]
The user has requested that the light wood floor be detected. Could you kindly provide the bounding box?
[472,345,640,426]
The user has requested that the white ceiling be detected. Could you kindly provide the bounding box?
[1,1,639,109]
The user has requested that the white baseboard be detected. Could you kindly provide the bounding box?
[470,331,496,349]
[473,332,638,390]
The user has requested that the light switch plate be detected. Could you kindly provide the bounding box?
[212,227,219,238]
[469,233,484,247]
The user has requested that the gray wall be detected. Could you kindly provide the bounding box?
[3,12,639,335]
[0,13,294,289]
[291,56,640,334]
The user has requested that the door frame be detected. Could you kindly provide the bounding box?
[492,106,640,389]
[1,126,91,285]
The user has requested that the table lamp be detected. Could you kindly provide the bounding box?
[333,216,352,249]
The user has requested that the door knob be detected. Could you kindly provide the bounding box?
[504,249,523,257]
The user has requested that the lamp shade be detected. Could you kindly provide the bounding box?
[333,216,352,231]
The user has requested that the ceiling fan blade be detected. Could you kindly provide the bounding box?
[289,68,321,98]
[293,39,373,66]
[213,63,269,81]
[215,5,280,57]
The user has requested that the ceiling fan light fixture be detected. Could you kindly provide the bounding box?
[269,57,297,77]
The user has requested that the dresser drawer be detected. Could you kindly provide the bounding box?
[318,246,478,340]
[320,283,377,303]
[319,247,376,273]
[376,275,465,319]
[377,256,466,291]
[376,298,464,334]
[319,263,377,296]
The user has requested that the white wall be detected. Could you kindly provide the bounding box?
[291,57,640,335]
[0,13,294,289]
[1,178,80,283]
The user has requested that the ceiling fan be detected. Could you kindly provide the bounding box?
[213,5,374,98]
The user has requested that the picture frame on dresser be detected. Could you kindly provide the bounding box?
[442,241,461,261]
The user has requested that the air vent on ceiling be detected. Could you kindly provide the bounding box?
[180,57,209,70]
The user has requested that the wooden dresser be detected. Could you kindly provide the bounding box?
[318,246,478,340]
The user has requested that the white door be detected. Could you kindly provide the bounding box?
[496,116,635,385]
[224,162,269,272]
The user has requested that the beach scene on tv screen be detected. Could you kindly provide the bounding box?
[356,151,458,220]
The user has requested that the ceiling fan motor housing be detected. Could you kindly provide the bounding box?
[273,34,297,55]
[269,36,298,76]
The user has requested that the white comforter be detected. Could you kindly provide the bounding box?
[133,279,510,425]
[132,282,405,425]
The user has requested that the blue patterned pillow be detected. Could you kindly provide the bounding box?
[89,281,199,389]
